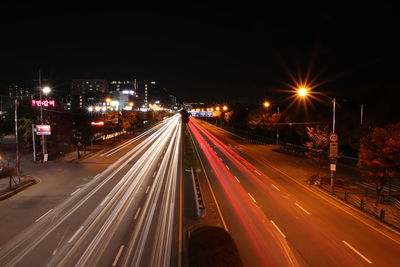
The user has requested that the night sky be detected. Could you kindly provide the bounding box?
[1,2,399,114]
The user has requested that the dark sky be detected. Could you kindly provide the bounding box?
[1,2,399,111]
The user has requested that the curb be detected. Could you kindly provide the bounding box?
[0,177,38,201]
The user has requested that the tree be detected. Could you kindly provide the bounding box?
[18,118,34,145]
[248,108,281,131]
[304,126,330,180]
[358,123,400,204]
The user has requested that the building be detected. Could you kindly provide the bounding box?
[8,84,33,99]
[70,79,109,109]
[109,80,134,92]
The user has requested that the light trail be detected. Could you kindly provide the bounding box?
[189,120,298,266]
[0,115,182,267]
[190,118,364,266]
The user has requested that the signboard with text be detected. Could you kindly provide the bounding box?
[329,141,339,158]
[31,100,55,107]
[35,125,51,135]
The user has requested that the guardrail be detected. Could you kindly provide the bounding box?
[191,168,206,217]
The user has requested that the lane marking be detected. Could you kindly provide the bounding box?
[342,240,372,264]
[254,170,262,176]
[134,207,141,220]
[271,184,281,191]
[100,196,109,206]
[35,209,53,222]
[145,185,150,194]
[153,171,157,178]
[219,157,222,161]
[70,187,81,196]
[270,220,286,238]
[295,203,311,215]
[263,160,400,245]
[234,176,240,183]
[248,193,257,203]
[225,164,230,170]
[68,226,84,243]
[112,245,125,266]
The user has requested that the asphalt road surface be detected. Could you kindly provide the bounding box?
[188,117,400,267]
[0,115,183,267]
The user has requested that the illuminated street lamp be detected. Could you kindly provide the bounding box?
[263,101,270,108]
[42,86,51,95]
[297,87,308,97]
[216,106,220,111]
[296,86,337,191]
[223,105,228,111]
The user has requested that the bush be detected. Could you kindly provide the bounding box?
[188,225,242,267]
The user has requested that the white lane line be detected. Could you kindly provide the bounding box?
[153,171,157,178]
[225,164,230,170]
[117,179,124,186]
[145,185,150,194]
[112,245,125,266]
[35,209,53,222]
[270,220,286,238]
[295,203,311,215]
[100,196,109,206]
[271,184,281,191]
[134,207,141,220]
[248,193,257,203]
[52,248,58,255]
[254,170,262,176]
[342,240,372,264]
[219,157,222,161]
[70,187,81,196]
[68,226,84,243]
[234,176,240,183]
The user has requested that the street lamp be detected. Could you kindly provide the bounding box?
[296,87,337,191]
[263,101,270,108]
[297,87,308,97]
[223,105,228,111]
[42,86,51,95]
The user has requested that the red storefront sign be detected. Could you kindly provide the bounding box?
[31,100,55,107]
[35,125,51,135]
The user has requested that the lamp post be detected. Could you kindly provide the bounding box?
[297,88,337,192]
[38,70,51,162]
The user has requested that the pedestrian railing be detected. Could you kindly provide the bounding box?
[318,182,400,231]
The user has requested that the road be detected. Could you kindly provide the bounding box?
[0,114,183,267]
[188,117,400,267]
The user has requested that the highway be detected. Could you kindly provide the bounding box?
[189,117,400,267]
[0,114,182,267]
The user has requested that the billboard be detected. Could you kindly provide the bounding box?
[189,111,214,117]
[31,100,55,107]
[35,125,51,135]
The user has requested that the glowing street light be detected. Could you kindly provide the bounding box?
[105,98,111,103]
[263,101,270,108]
[223,105,228,111]
[216,107,220,111]
[297,87,308,97]
[42,86,51,95]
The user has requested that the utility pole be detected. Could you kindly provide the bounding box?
[38,70,47,162]
[14,98,20,183]
[360,104,364,126]
[330,98,337,192]
[276,106,280,145]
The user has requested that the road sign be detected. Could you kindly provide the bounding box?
[329,132,339,142]
[36,125,51,135]
[329,141,339,158]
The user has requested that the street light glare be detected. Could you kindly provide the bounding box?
[263,101,270,108]
[223,105,228,111]
[42,86,51,94]
[297,88,308,97]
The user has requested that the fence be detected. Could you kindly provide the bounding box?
[318,182,400,231]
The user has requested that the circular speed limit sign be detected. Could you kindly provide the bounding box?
[329,133,339,142]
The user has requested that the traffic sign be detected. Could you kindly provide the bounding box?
[329,141,339,158]
[329,132,339,142]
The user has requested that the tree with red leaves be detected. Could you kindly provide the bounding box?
[358,123,400,204]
